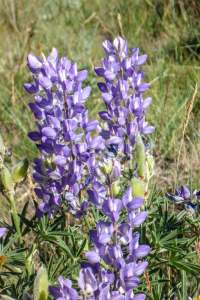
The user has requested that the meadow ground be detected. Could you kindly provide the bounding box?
[0,0,200,215]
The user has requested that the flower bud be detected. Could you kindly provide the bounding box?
[1,296,16,300]
[136,134,146,178]
[1,166,12,190]
[113,182,120,197]
[146,154,154,178]
[99,159,112,175]
[33,266,48,300]
[131,177,145,198]
[110,160,121,183]
[12,158,29,183]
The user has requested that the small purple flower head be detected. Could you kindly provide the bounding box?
[96,220,114,244]
[117,224,132,244]
[102,198,122,222]
[49,276,78,300]
[129,233,150,259]
[122,186,144,211]
[184,201,197,216]
[167,185,190,203]
[125,290,146,300]
[78,267,97,294]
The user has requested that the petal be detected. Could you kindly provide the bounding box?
[132,245,150,258]
[74,70,88,82]
[134,261,148,275]
[140,126,155,135]
[126,197,144,211]
[39,203,50,212]
[104,70,116,80]
[28,131,42,141]
[97,82,108,93]
[81,86,91,101]
[0,228,7,238]
[42,127,57,138]
[85,251,101,263]
[135,83,149,93]
[83,120,98,132]
[101,93,113,103]
[49,286,62,299]
[94,67,105,77]
[54,155,67,165]
[134,55,148,67]
[130,212,147,227]
[181,185,190,200]
[89,136,102,149]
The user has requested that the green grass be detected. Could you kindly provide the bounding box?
[0,0,200,193]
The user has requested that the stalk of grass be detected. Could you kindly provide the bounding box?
[175,83,198,189]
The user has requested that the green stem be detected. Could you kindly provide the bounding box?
[8,194,23,247]
[7,193,30,276]
[27,236,40,260]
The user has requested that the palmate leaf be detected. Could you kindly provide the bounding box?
[55,238,74,260]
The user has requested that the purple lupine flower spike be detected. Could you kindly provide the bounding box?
[24,48,102,218]
[95,36,154,160]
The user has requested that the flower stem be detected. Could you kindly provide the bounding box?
[7,193,30,276]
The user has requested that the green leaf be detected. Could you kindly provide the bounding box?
[20,201,29,230]
[76,238,87,258]
[60,263,80,278]
[159,229,181,243]
[47,231,73,237]
[181,270,187,299]
[55,238,74,260]
[47,254,54,277]
[172,261,199,277]
[50,255,65,281]
[164,282,182,299]
[18,214,35,229]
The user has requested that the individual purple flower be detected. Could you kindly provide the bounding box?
[120,263,140,291]
[96,220,114,244]
[167,185,190,203]
[122,186,144,211]
[117,224,132,244]
[102,198,122,222]
[49,276,78,300]
[128,233,150,259]
[78,267,97,294]
[125,290,146,300]
[184,201,197,216]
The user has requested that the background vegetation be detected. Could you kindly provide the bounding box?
[0,0,200,205]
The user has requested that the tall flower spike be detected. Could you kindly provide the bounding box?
[24,48,101,218]
[95,36,154,162]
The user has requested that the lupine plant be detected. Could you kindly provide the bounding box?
[0,37,199,300]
